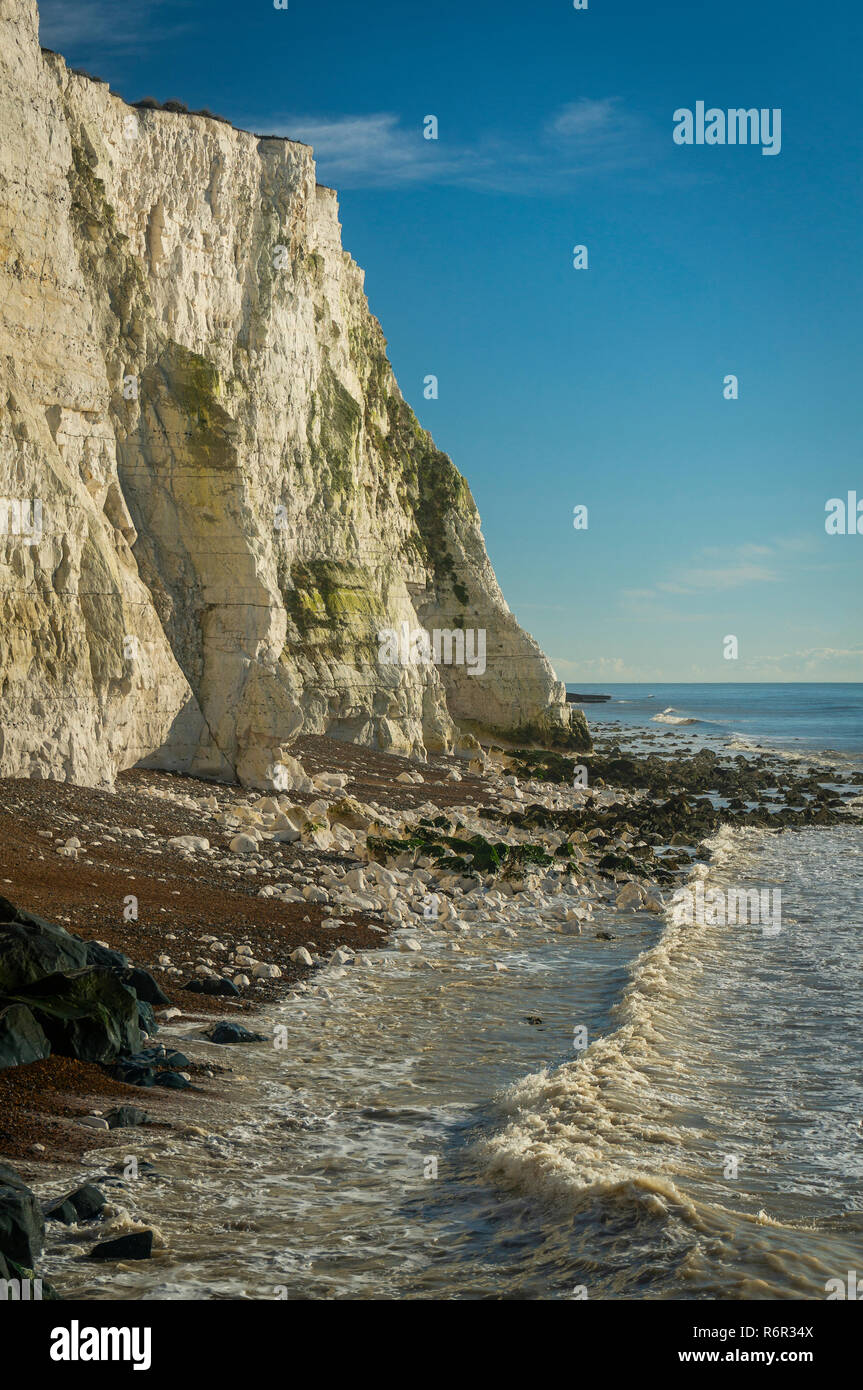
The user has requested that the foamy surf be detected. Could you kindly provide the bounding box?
[652,707,699,725]
[478,822,863,1298]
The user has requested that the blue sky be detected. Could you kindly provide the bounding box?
[39,0,863,682]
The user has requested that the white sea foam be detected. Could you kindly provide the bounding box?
[477,821,863,1293]
[652,707,698,725]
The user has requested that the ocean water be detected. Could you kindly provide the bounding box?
[44,696,863,1301]
[566,683,863,760]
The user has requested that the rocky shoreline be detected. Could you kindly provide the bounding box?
[1,729,860,1296]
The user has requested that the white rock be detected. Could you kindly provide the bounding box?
[314,772,349,792]
[290,947,314,966]
[168,834,210,852]
[229,833,259,855]
[304,825,335,851]
[616,882,643,911]
[252,962,282,979]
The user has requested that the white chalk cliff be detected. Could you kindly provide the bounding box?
[0,0,587,787]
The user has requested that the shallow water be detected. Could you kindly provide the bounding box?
[46,818,863,1301]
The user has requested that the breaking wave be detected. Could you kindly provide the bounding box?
[478,823,863,1298]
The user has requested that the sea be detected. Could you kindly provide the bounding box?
[567,681,863,762]
[46,684,863,1301]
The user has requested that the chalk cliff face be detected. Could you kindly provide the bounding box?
[0,0,588,788]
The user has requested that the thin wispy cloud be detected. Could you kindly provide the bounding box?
[248,98,661,193]
[38,0,191,58]
[656,561,779,595]
[625,544,782,604]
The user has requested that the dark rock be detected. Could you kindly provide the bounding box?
[42,1197,78,1226]
[10,967,143,1065]
[84,941,130,973]
[597,852,642,876]
[160,1049,190,1068]
[524,1016,543,1026]
[0,1003,51,1070]
[207,1022,266,1044]
[104,1106,150,1130]
[137,1000,157,1036]
[68,1184,106,1223]
[0,1163,44,1267]
[43,1183,105,1225]
[0,908,88,992]
[85,946,170,1006]
[125,967,170,1007]
[88,1229,153,1261]
[183,977,240,997]
[122,1045,187,1068]
[110,1061,155,1087]
[153,1071,190,1089]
